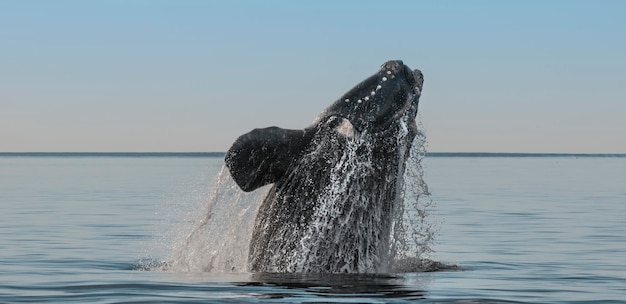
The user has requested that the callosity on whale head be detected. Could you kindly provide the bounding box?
[224,60,424,273]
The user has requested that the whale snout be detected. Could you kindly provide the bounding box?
[312,60,423,134]
[380,60,423,95]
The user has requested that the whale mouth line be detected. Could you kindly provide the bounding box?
[406,69,424,96]
[390,94,416,122]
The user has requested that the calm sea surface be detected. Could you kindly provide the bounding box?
[1,154,625,303]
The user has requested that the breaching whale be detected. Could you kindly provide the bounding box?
[225,60,424,273]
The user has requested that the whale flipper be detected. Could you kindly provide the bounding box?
[225,127,312,192]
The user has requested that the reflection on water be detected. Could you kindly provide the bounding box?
[244,272,427,301]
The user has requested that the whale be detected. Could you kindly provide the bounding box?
[225,60,424,273]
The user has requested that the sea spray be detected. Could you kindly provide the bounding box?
[162,165,268,272]
[159,120,437,273]
[391,122,440,272]
[295,129,381,272]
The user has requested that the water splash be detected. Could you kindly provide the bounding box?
[157,165,268,272]
[156,119,438,273]
[391,121,440,272]
[294,129,385,272]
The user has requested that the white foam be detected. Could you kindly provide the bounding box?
[160,166,268,272]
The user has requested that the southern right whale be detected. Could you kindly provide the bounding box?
[225,60,424,273]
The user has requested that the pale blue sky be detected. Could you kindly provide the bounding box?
[1,1,625,152]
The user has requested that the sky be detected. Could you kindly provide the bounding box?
[1,1,625,153]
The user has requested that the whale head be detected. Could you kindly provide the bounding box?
[313,60,423,134]
[226,60,423,192]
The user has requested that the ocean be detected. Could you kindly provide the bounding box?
[1,153,625,303]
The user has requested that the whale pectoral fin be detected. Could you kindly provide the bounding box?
[225,127,310,192]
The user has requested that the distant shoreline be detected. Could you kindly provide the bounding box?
[1,152,625,158]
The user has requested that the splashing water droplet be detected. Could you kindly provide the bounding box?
[158,114,437,273]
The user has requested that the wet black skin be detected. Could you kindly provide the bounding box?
[226,60,423,192]
[225,60,424,272]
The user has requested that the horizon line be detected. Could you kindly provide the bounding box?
[1,152,625,158]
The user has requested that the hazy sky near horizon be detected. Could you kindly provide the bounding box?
[2,1,625,153]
